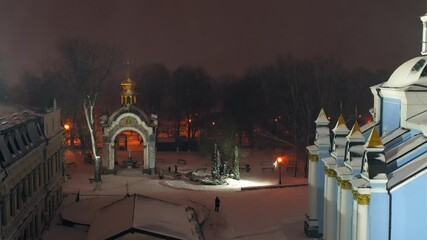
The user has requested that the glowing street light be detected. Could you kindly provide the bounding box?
[64,124,70,130]
[275,156,286,185]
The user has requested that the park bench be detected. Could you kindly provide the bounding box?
[261,166,275,172]
[177,159,187,165]
[260,161,274,172]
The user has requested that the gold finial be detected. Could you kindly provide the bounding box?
[349,121,361,136]
[337,114,346,126]
[366,126,383,148]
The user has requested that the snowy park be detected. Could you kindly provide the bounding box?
[42,148,309,240]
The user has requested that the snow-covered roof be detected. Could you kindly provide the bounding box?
[306,145,318,153]
[346,157,363,169]
[360,121,378,134]
[0,104,40,132]
[382,56,427,88]
[334,136,348,146]
[407,112,427,135]
[388,152,427,189]
[335,166,351,176]
[385,134,427,164]
[381,127,409,145]
[86,194,202,240]
[350,178,369,188]
[322,157,336,167]
[349,145,365,155]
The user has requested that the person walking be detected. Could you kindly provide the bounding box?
[215,196,221,212]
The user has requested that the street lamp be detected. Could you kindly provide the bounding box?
[275,156,285,185]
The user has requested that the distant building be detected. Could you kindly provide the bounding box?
[305,10,427,240]
[0,102,64,239]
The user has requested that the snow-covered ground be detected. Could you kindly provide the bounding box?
[42,148,309,240]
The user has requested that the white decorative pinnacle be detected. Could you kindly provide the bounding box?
[315,108,330,125]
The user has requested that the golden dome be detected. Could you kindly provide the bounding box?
[120,60,137,106]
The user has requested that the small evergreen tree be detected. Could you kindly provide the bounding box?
[233,146,240,180]
[211,143,220,180]
[216,148,221,180]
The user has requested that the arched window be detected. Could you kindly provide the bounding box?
[412,59,426,72]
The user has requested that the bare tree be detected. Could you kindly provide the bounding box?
[58,37,117,151]
[83,94,102,191]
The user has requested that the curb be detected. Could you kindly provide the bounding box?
[241,183,308,191]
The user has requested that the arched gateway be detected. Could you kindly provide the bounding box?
[101,65,158,173]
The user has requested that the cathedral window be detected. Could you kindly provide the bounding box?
[411,59,425,72]
[421,65,427,77]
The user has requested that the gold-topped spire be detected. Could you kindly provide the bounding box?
[120,60,137,106]
[349,121,361,136]
[337,114,346,126]
[333,113,350,133]
[366,126,383,148]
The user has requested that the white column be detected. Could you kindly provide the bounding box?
[421,16,427,55]
[336,178,342,239]
[108,144,115,170]
[308,157,318,220]
[323,167,329,239]
[143,144,148,169]
[339,180,353,240]
[325,169,337,240]
[356,194,370,240]
[352,191,358,240]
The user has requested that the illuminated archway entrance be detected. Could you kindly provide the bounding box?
[101,62,158,174]
[102,111,157,173]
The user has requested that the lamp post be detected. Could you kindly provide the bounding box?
[276,156,284,185]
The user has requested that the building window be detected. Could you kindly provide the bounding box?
[25,128,33,145]
[13,135,22,152]
[7,136,15,156]
[21,130,29,147]
[412,59,426,72]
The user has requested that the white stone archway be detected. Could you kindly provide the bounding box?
[102,111,157,173]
